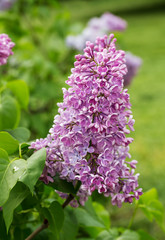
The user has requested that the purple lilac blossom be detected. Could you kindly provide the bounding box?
[0,34,15,65]
[124,52,142,87]
[88,13,127,32]
[0,0,15,11]
[30,34,142,207]
[66,12,127,51]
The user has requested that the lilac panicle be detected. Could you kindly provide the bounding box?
[30,34,142,207]
[0,34,15,65]
[124,52,142,87]
[66,12,127,51]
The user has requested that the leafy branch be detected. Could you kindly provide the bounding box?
[25,181,81,240]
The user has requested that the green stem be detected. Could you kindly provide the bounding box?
[128,203,139,229]
[25,219,49,240]
[25,194,74,240]
[62,193,74,208]
[19,144,22,158]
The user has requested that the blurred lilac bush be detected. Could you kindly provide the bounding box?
[66,12,127,50]
[31,34,142,208]
[66,12,142,87]
[0,0,15,11]
[124,52,142,86]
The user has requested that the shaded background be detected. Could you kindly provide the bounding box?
[0,0,165,239]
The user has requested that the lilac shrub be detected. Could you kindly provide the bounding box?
[124,52,142,87]
[0,0,15,11]
[66,12,127,51]
[66,12,142,87]
[30,34,142,208]
[0,33,15,65]
[88,12,127,32]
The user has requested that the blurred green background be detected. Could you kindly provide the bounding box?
[0,0,165,239]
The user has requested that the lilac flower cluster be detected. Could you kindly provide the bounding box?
[66,12,127,51]
[0,34,15,65]
[124,52,142,86]
[30,34,142,207]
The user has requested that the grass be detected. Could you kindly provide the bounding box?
[61,0,165,22]
[122,11,165,201]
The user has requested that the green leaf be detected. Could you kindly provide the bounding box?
[0,131,19,154]
[83,199,110,238]
[137,230,156,240]
[93,202,110,229]
[49,201,64,232]
[139,205,153,222]
[96,230,111,240]
[6,127,30,143]
[0,211,10,240]
[0,149,26,206]
[60,208,78,240]
[139,188,158,205]
[20,142,31,155]
[77,239,94,240]
[139,188,164,229]
[117,230,140,240]
[84,197,97,218]
[48,173,76,194]
[7,80,29,109]
[14,227,32,240]
[43,201,64,238]
[96,229,140,240]
[146,200,164,228]
[3,182,29,232]
[0,95,20,130]
[21,193,38,210]
[96,229,118,240]
[19,148,46,192]
[84,227,102,239]
[74,208,105,228]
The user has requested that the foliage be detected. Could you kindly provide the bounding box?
[0,0,72,138]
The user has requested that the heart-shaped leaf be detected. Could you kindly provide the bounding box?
[0,148,26,206]
[42,201,64,238]
[6,127,30,143]
[0,131,19,155]
[3,182,29,232]
[19,148,46,192]
[0,95,20,130]
[7,80,29,110]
